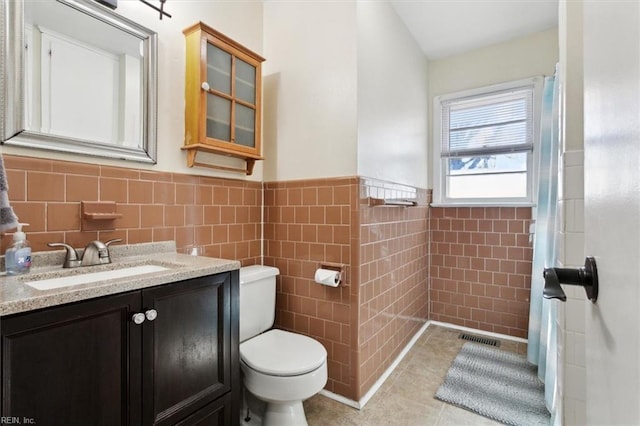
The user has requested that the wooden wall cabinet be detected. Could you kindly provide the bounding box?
[1,271,240,426]
[182,22,265,175]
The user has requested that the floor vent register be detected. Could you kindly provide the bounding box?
[458,333,500,347]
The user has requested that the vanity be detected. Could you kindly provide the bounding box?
[0,241,240,426]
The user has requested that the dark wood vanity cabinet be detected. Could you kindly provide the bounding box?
[1,290,141,425]
[0,271,240,426]
[142,271,240,426]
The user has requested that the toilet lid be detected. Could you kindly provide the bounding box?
[240,329,327,376]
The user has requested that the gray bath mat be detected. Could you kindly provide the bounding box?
[435,342,550,426]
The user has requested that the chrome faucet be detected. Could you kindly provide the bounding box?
[48,239,122,268]
[80,239,122,266]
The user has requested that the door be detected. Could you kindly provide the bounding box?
[202,31,261,154]
[141,273,237,426]
[583,1,640,424]
[1,291,142,426]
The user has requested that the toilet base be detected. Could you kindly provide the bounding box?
[263,401,307,426]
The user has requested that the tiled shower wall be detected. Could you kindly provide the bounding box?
[358,180,430,397]
[429,206,533,338]
[557,150,586,425]
[1,155,262,264]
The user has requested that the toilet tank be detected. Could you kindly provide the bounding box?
[239,265,280,343]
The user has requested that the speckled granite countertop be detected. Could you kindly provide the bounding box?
[0,241,240,317]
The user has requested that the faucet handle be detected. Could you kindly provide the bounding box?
[104,238,122,247]
[102,239,122,263]
[47,242,81,268]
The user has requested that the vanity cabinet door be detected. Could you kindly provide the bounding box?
[174,393,233,426]
[0,291,142,426]
[141,271,240,426]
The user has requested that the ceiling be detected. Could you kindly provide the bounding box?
[389,0,558,59]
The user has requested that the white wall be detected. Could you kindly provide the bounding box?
[3,0,265,181]
[10,1,429,186]
[427,28,558,188]
[262,1,358,182]
[356,2,429,189]
[428,28,558,97]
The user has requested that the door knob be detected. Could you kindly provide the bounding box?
[543,256,599,303]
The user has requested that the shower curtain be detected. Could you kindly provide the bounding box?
[527,68,560,422]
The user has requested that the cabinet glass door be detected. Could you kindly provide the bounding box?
[234,58,256,148]
[205,42,257,148]
[235,59,255,104]
[206,43,232,142]
[207,94,230,141]
[235,103,255,147]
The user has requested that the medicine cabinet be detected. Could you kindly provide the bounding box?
[182,22,265,175]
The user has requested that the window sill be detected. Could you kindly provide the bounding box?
[430,202,536,208]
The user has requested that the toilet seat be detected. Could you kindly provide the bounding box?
[240,329,327,376]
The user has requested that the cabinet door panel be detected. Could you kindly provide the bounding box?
[206,94,231,141]
[142,273,232,426]
[1,292,141,426]
[235,59,255,104]
[234,104,255,147]
[174,393,231,426]
[206,43,231,95]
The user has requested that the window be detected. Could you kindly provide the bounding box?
[432,77,542,206]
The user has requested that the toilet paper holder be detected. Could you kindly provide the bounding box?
[317,263,345,286]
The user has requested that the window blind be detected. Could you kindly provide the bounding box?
[441,87,534,158]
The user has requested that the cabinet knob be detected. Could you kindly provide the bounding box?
[131,312,146,325]
[201,82,210,91]
[145,309,158,321]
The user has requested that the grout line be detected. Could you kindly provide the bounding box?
[434,401,448,426]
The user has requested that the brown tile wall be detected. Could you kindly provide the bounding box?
[263,177,360,399]
[429,207,533,338]
[3,152,533,399]
[357,180,430,397]
[2,155,262,265]
[264,177,431,401]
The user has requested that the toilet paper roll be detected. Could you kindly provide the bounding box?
[314,268,341,287]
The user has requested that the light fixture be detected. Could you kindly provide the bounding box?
[94,0,171,20]
[139,0,172,19]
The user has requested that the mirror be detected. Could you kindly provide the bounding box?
[0,0,158,163]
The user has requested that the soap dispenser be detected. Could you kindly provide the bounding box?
[5,223,31,275]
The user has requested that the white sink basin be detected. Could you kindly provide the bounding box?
[24,264,170,291]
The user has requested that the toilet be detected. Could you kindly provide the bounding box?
[239,265,327,426]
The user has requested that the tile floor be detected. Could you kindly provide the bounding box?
[303,324,527,426]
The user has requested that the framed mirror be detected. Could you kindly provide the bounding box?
[0,0,158,163]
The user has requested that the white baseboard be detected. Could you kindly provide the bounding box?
[317,389,360,409]
[318,320,528,409]
[429,320,528,344]
[319,320,432,410]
